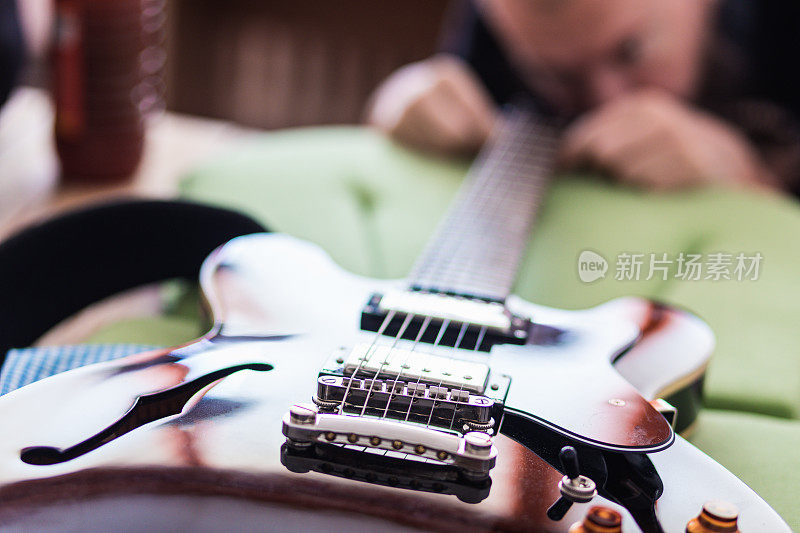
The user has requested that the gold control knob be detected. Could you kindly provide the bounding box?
[568,506,623,533]
[686,501,740,533]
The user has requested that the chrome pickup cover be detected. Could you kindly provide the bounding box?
[379,291,513,331]
[315,375,494,432]
[282,403,497,478]
[360,291,530,351]
[344,343,490,393]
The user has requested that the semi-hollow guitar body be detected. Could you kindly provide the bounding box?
[0,233,789,532]
[0,109,790,532]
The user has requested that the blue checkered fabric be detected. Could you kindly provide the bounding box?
[0,344,156,396]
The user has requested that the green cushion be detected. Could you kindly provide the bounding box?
[85,280,206,346]
[690,409,800,528]
[86,316,202,346]
[179,126,800,420]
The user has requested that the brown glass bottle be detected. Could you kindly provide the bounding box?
[53,0,164,183]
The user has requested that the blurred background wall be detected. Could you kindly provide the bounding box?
[165,0,450,129]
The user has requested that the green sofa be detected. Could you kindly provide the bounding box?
[88,127,800,528]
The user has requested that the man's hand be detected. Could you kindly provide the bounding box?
[366,55,498,156]
[560,89,775,190]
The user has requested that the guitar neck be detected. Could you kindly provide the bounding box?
[407,108,560,302]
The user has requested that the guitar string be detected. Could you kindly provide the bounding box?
[337,309,397,414]
[446,114,549,295]
[398,112,542,430]
[424,321,469,429]
[426,114,554,432]
[445,112,531,295]
[456,114,558,295]
[356,312,416,417]
[470,120,547,293]
[447,325,487,432]
[417,109,537,298]
[379,315,433,420]
[392,112,523,430]
[373,315,435,459]
[335,312,412,455]
[411,111,539,431]
[343,116,515,418]
[410,120,510,296]
[342,110,555,427]
[406,110,509,291]
[419,108,560,298]
[403,317,451,423]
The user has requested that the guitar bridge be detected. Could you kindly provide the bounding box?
[282,404,497,480]
[280,441,492,503]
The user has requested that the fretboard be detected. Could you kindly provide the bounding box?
[408,108,559,302]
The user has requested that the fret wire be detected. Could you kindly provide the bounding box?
[416,119,525,287]
[408,107,559,300]
[450,151,524,291]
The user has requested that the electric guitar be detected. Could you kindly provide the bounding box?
[0,109,789,532]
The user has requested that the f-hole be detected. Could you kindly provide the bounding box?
[20,363,273,465]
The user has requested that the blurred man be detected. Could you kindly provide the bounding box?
[367,0,800,194]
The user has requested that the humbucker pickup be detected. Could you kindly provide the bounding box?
[344,343,490,393]
[361,291,530,351]
[314,375,496,432]
[318,345,511,433]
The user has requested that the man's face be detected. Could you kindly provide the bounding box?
[480,0,714,115]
